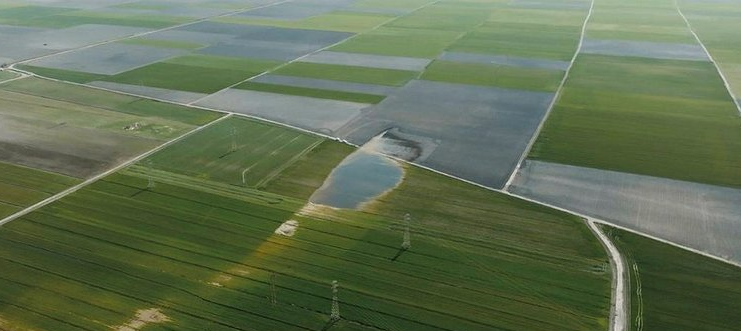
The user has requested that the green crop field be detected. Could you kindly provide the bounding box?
[144,117,325,187]
[530,54,741,187]
[235,82,386,104]
[101,55,281,94]
[421,60,564,92]
[215,11,395,33]
[679,0,741,98]
[330,27,461,58]
[0,131,611,331]
[605,226,741,330]
[0,71,18,82]
[2,77,221,125]
[274,62,418,87]
[0,162,80,219]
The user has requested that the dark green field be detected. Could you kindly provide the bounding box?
[605,227,741,331]
[0,162,79,219]
[144,117,325,187]
[530,54,741,187]
[235,82,386,104]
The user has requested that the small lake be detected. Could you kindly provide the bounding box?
[309,150,403,209]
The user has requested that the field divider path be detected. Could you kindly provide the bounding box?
[587,219,628,331]
[503,0,596,190]
[0,72,29,85]
[187,0,443,106]
[10,0,295,66]
[675,0,741,115]
[0,114,233,227]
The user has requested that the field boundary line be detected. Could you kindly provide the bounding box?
[674,0,741,115]
[187,0,443,106]
[503,0,596,190]
[0,114,232,227]
[0,72,29,85]
[9,0,294,66]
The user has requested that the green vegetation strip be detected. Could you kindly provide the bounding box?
[143,117,325,187]
[605,226,741,331]
[421,60,564,92]
[0,161,80,219]
[234,82,386,104]
[102,55,281,94]
[530,54,741,187]
[275,62,417,87]
[1,77,221,126]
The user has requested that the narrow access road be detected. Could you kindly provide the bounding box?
[587,219,628,331]
[0,114,232,227]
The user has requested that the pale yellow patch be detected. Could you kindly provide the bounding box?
[114,308,170,331]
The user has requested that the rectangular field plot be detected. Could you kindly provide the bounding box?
[27,42,189,75]
[0,161,79,219]
[510,160,741,265]
[330,27,461,58]
[529,54,741,187]
[234,82,386,104]
[339,80,555,188]
[2,77,221,125]
[273,62,418,87]
[215,10,395,33]
[605,227,741,331]
[0,150,611,331]
[143,117,325,187]
[101,54,280,93]
[449,22,583,61]
[680,1,741,102]
[0,78,216,178]
[420,60,564,92]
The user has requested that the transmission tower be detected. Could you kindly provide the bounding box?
[146,160,155,189]
[330,280,340,321]
[401,213,411,250]
[269,273,277,307]
[230,127,237,153]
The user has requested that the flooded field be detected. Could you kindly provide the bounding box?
[310,146,403,209]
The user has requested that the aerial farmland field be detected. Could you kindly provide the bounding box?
[1,0,741,330]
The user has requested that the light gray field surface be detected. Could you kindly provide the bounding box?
[88,81,208,103]
[511,0,591,10]
[237,0,355,20]
[137,29,237,45]
[88,5,228,18]
[438,51,570,71]
[28,43,187,75]
[299,51,431,71]
[198,40,321,61]
[0,113,159,178]
[338,80,554,188]
[235,27,353,45]
[0,24,151,63]
[178,21,273,36]
[510,160,741,264]
[195,88,369,133]
[22,0,135,9]
[253,74,397,95]
[581,39,709,61]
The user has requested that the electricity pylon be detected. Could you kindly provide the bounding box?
[269,273,277,306]
[330,280,340,321]
[230,127,237,153]
[401,213,411,250]
[146,160,155,189]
